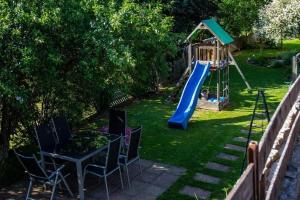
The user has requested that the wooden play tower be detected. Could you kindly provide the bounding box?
[179,19,251,111]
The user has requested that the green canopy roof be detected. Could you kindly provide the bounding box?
[186,19,234,45]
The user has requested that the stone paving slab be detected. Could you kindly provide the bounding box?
[193,173,220,184]
[179,185,211,199]
[205,162,230,172]
[247,123,264,128]
[152,173,179,188]
[225,144,245,152]
[233,136,248,143]
[1,159,186,200]
[216,152,239,161]
[140,159,155,169]
[134,171,160,183]
[240,129,259,134]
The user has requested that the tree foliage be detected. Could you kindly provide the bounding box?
[256,0,300,45]
[218,0,267,36]
[170,0,218,33]
[0,0,176,156]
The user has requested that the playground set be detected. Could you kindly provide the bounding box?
[168,19,251,129]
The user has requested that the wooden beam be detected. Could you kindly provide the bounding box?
[228,51,252,90]
[188,44,192,74]
[217,40,220,100]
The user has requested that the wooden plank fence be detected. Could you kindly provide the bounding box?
[226,75,300,200]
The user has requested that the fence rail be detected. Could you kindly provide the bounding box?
[226,74,300,200]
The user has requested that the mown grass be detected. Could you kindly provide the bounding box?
[90,40,300,199]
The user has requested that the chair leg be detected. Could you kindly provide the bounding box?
[138,158,142,175]
[104,175,109,200]
[125,165,131,188]
[119,168,124,189]
[50,174,59,200]
[25,179,33,200]
[83,170,87,190]
[59,173,74,197]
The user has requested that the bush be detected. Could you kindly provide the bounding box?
[247,54,270,67]
[0,145,39,187]
[0,0,177,157]
[1,150,24,187]
[279,50,298,65]
[247,50,298,68]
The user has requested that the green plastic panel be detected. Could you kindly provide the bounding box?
[202,19,234,45]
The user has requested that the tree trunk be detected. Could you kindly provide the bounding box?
[0,99,10,158]
[0,98,16,158]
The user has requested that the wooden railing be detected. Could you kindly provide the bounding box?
[192,43,226,65]
[226,75,300,200]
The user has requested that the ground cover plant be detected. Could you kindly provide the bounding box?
[90,39,300,199]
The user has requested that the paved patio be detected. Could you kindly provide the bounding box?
[0,159,186,200]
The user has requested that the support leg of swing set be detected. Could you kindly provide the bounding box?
[228,51,252,91]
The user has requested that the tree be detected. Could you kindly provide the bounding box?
[218,0,267,36]
[171,0,218,33]
[256,0,300,45]
[0,0,176,157]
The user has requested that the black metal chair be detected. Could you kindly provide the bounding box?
[108,109,127,136]
[51,116,73,148]
[35,123,57,153]
[119,126,142,187]
[83,136,123,200]
[14,149,73,200]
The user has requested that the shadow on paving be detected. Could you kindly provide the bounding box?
[0,159,186,200]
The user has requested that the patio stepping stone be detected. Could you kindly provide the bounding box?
[193,173,220,184]
[179,185,211,199]
[240,129,259,134]
[225,144,245,152]
[205,162,230,172]
[216,152,239,161]
[152,173,179,188]
[247,123,264,128]
[233,136,248,143]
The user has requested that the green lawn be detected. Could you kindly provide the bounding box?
[91,40,300,199]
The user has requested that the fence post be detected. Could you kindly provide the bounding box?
[248,141,259,200]
[292,56,297,82]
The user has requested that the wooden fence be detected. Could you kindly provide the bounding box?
[226,75,300,200]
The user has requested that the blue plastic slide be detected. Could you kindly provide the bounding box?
[168,61,211,129]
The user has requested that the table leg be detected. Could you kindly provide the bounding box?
[76,161,84,200]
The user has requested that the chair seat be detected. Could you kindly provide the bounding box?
[85,165,105,176]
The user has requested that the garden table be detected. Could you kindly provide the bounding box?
[41,132,117,200]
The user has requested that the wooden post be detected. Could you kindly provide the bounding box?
[292,56,297,82]
[225,46,229,101]
[248,141,259,200]
[213,45,216,68]
[188,43,192,74]
[217,40,220,102]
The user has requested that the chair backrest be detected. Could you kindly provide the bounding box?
[35,123,56,153]
[127,126,142,161]
[51,116,72,146]
[108,109,127,136]
[14,149,48,180]
[105,136,121,173]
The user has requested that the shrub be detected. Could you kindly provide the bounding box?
[0,0,177,157]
